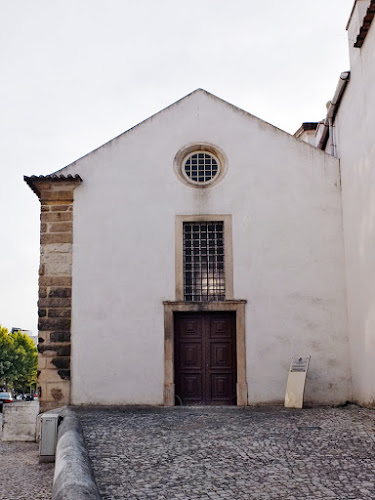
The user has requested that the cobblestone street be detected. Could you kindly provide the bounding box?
[0,441,54,500]
[78,405,375,500]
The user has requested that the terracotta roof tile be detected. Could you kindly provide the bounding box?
[354,0,375,47]
[24,174,82,198]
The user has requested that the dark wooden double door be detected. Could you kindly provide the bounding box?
[174,312,237,405]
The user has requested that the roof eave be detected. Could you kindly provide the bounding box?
[24,174,82,199]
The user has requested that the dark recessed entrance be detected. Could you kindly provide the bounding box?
[174,312,236,405]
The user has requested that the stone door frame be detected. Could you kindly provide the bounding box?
[163,300,247,406]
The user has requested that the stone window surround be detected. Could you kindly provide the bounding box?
[165,214,248,407]
[174,143,228,189]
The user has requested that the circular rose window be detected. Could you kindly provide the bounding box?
[182,152,220,185]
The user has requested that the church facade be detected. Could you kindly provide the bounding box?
[26,0,375,411]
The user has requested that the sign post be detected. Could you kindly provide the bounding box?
[284,355,311,409]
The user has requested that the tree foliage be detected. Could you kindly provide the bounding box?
[0,325,37,390]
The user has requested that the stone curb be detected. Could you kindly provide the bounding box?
[52,407,101,500]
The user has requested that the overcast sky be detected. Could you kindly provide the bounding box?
[1,0,355,335]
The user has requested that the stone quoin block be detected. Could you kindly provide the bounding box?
[52,357,70,369]
[38,297,71,308]
[50,331,71,342]
[45,356,67,371]
[38,317,71,331]
[41,243,72,258]
[40,233,73,244]
[44,263,72,276]
[41,211,73,222]
[38,368,67,383]
[38,356,47,370]
[24,174,81,411]
[48,309,71,318]
[51,205,70,211]
[39,276,72,287]
[46,381,70,403]
[48,287,71,298]
[39,191,76,202]
[38,344,71,357]
[37,331,49,343]
[48,222,73,232]
[57,369,71,380]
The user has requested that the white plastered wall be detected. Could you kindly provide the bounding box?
[59,90,350,405]
[334,5,375,405]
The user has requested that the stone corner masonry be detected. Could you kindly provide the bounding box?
[24,175,81,412]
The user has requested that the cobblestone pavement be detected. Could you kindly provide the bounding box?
[0,441,54,500]
[78,405,375,500]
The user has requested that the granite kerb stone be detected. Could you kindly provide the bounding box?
[52,407,101,500]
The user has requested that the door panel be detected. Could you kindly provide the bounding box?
[179,374,203,403]
[174,314,204,404]
[209,373,235,401]
[177,343,202,369]
[211,318,233,337]
[174,312,236,405]
[209,343,233,368]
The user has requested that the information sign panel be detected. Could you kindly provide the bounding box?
[284,355,311,409]
[291,356,310,373]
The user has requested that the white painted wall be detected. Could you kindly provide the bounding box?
[333,6,375,405]
[59,90,350,405]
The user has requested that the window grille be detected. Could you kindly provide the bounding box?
[183,221,225,302]
[183,152,219,184]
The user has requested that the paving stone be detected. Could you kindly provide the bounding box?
[0,441,54,500]
[75,405,375,500]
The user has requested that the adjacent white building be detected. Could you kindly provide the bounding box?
[297,0,375,407]
[25,0,375,410]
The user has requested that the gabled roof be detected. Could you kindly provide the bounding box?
[50,88,295,176]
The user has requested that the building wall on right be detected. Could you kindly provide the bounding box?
[334,0,375,405]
